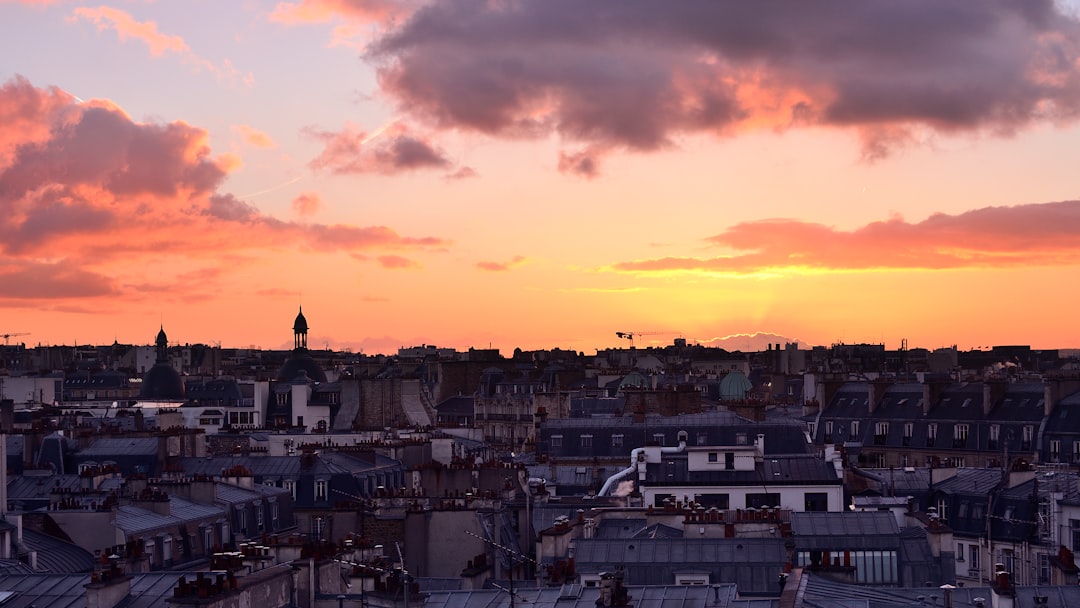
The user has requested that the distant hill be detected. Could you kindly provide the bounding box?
[694,332,804,352]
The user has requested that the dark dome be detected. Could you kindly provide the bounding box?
[277,352,326,383]
[293,307,309,333]
[141,363,185,399]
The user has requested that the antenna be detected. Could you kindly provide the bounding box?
[464,529,538,608]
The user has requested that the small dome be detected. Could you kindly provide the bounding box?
[277,351,326,383]
[141,363,185,399]
[719,370,753,401]
[293,307,309,333]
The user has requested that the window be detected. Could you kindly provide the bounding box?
[1051,439,1061,461]
[970,544,980,572]
[580,435,593,448]
[989,424,1000,449]
[954,424,969,448]
[277,393,287,406]
[550,435,563,449]
[874,422,889,445]
[927,424,938,447]
[264,479,277,488]
[804,492,829,512]
[697,432,708,446]
[1071,519,1080,553]
[1022,426,1034,450]
[236,508,247,533]
[724,452,735,470]
[950,456,965,468]
[284,480,296,500]
[746,493,781,509]
[698,493,729,509]
[958,502,969,519]
[824,422,833,441]
[611,434,624,448]
[1038,553,1050,584]
[296,416,304,427]
[1000,549,1015,574]
[204,527,214,552]
[270,501,279,528]
[653,433,666,446]
[903,422,913,446]
[316,480,327,501]
[807,422,816,438]
[936,497,948,523]
[708,452,718,463]
[850,421,860,438]
[1074,441,1080,463]
[957,542,964,561]
[869,452,886,467]
[735,433,748,445]
[255,505,264,531]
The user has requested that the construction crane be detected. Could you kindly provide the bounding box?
[615,331,670,348]
[1,332,28,346]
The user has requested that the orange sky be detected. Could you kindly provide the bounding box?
[3,1,1080,354]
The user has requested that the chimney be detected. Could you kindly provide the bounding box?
[85,557,131,608]
[990,564,1015,608]
[756,434,765,457]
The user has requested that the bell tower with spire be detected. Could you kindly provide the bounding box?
[293,306,309,351]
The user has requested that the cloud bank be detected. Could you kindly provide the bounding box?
[613,201,1080,274]
[0,76,447,301]
[360,0,1080,170]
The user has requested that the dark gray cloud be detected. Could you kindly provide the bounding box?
[368,0,1080,162]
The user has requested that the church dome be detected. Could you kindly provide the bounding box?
[277,351,327,383]
[719,370,753,401]
[141,363,185,399]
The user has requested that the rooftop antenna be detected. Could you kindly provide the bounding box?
[465,528,538,608]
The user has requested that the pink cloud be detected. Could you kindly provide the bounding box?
[0,259,118,299]
[232,124,277,148]
[377,255,420,269]
[613,200,1080,274]
[269,0,413,25]
[476,256,526,272]
[71,6,188,57]
[69,7,253,84]
[0,77,447,301]
[366,1,1080,169]
[306,122,453,174]
[291,192,321,217]
[557,147,606,179]
[444,166,478,180]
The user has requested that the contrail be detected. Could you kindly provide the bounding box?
[240,175,304,198]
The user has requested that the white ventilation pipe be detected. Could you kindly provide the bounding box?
[599,432,688,496]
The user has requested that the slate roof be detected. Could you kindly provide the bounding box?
[116,496,224,535]
[424,583,735,608]
[79,437,159,457]
[435,396,475,416]
[572,537,788,594]
[800,571,1080,608]
[791,512,899,545]
[17,529,94,574]
[933,468,1004,496]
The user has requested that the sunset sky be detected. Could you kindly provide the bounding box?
[3,1,1080,355]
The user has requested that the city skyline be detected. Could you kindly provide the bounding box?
[4,1,1080,354]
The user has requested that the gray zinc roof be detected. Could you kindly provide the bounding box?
[79,437,159,457]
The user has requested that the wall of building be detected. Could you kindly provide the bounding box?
[404,508,490,578]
